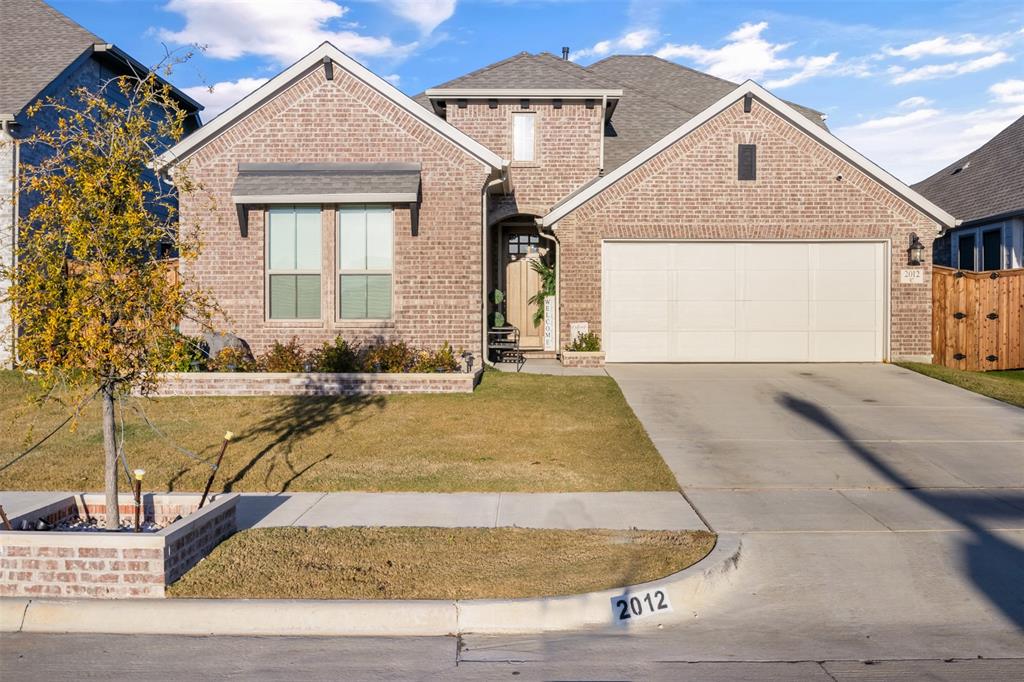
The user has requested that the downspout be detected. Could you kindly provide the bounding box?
[535,219,560,355]
[2,119,17,367]
[599,95,607,174]
[482,170,507,366]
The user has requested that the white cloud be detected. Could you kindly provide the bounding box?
[835,102,1024,183]
[183,77,270,121]
[378,0,455,34]
[990,79,1024,104]
[889,51,1012,84]
[160,0,413,65]
[570,29,658,61]
[884,35,997,60]
[897,96,932,109]
[383,73,401,85]
[655,22,837,88]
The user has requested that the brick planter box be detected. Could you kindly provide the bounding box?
[146,367,484,397]
[560,351,606,368]
[0,493,237,599]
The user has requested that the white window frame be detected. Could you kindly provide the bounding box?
[265,205,323,321]
[337,204,395,321]
[511,112,537,163]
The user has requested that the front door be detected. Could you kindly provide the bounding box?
[504,229,544,349]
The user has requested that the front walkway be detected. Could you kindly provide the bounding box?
[233,491,703,531]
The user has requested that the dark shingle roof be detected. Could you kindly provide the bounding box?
[414,52,827,174]
[231,163,421,200]
[911,115,1024,224]
[0,0,102,116]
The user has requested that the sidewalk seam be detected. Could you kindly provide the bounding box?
[836,490,895,532]
[493,493,502,528]
[679,489,715,533]
[288,493,328,527]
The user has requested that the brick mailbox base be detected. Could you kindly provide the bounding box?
[560,351,606,368]
[0,493,237,598]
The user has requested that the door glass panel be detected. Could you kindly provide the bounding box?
[958,234,976,271]
[982,230,1002,271]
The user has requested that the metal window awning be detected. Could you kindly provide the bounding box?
[231,163,421,204]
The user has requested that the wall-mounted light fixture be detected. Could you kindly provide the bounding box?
[907,232,924,266]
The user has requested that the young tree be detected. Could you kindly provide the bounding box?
[0,64,217,529]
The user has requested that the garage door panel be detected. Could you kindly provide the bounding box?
[603,241,885,363]
[738,332,810,361]
[607,300,668,331]
[739,301,810,331]
[743,243,809,270]
[671,243,737,270]
[672,332,737,361]
[810,332,878,361]
[673,301,736,330]
[604,242,669,271]
[743,269,809,301]
[812,301,878,331]
[675,270,736,301]
[607,271,668,301]
[607,332,669,363]
[813,270,878,300]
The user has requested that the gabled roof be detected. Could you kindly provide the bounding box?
[542,81,956,230]
[157,42,505,172]
[586,55,827,172]
[0,0,201,120]
[911,115,1024,225]
[0,0,101,117]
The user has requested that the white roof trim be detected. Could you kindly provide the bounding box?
[156,42,505,171]
[232,192,418,204]
[426,89,622,99]
[542,80,956,230]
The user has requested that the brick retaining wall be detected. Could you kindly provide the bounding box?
[0,493,237,599]
[146,368,483,397]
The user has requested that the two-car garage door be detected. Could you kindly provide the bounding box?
[602,241,887,363]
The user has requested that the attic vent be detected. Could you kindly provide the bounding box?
[738,144,757,181]
[951,161,970,176]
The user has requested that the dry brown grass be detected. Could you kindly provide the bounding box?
[167,527,716,600]
[0,369,677,493]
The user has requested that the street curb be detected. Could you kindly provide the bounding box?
[1,535,740,637]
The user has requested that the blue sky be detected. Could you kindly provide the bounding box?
[53,0,1024,183]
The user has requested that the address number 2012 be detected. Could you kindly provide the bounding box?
[611,589,672,622]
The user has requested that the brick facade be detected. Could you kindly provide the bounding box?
[0,493,237,599]
[148,368,483,396]
[177,64,492,357]
[552,100,940,361]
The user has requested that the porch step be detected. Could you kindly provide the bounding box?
[521,350,558,359]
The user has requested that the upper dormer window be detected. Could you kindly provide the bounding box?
[512,113,535,162]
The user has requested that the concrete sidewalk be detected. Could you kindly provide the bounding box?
[233,491,705,531]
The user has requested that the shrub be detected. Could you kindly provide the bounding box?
[565,331,601,352]
[310,336,362,373]
[258,337,309,372]
[208,346,257,372]
[410,341,460,373]
[157,332,208,372]
[364,340,417,373]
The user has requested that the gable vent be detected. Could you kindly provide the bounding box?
[738,144,757,181]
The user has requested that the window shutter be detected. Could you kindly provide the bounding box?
[738,144,756,181]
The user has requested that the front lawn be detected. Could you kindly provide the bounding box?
[167,527,715,600]
[898,363,1024,409]
[0,370,676,493]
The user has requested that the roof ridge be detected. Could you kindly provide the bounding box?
[430,51,535,89]
[534,52,623,89]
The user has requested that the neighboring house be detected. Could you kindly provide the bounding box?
[0,0,202,367]
[159,43,955,366]
[913,115,1024,272]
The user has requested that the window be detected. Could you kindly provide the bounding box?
[738,144,756,181]
[512,113,535,162]
[957,233,976,271]
[267,206,321,319]
[338,205,393,319]
[982,229,1002,271]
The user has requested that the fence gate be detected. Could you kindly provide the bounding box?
[932,266,1024,371]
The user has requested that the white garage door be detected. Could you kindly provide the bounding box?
[602,241,887,363]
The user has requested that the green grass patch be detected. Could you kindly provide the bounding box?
[0,369,677,493]
[898,363,1024,409]
[168,527,715,600]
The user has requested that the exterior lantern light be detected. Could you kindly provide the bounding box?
[907,233,924,266]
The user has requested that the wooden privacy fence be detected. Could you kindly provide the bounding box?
[932,266,1024,371]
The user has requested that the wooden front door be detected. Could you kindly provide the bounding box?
[504,229,544,348]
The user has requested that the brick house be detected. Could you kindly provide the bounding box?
[0,0,202,367]
[159,43,955,366]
